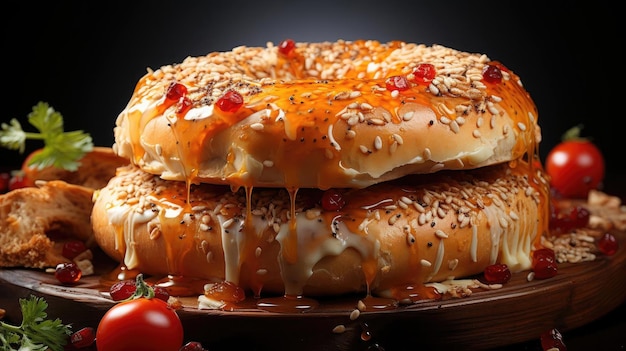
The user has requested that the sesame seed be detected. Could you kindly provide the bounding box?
[400,196,413,205]
[374,136,383,150]
[333,325,346,334]
[350,309,361,320]
[392,133,404,145]
[250,122,264,130]
[450,120,460,133]
[435,229,448,239]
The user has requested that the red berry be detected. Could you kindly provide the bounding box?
[204,281,246,303]
[533,258,558,279]
[153,285,171,301]
[483,263,512,284]
[597,233,618,256]
[179,341,207,351]
[70,327,96,348]
[109,279,170,302]
[534,259,558,279]
[320,189,346,211]
[540,328,567,351]
[216,90,244,112]
[55,262,82,284]
[533,248,556,263]
[166,82,188,101]
[411,63,436,85]
[385,75,410,91]
[62,240,87,260]
[549,203,590,233]
[532,249,558,280]
[109,279,137,301]
[482,64,503,84]
[278,39,296,57]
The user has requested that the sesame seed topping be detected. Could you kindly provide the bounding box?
[435,229,449,239]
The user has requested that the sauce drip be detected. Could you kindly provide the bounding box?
[256,294,319,313]
[154,274,207,296]
[100,263,140,285]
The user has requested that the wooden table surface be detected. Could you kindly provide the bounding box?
[1,227,624,351]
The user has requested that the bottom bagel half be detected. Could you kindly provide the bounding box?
[92,163,549,298]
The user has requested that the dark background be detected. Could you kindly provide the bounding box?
[2,1,622,177]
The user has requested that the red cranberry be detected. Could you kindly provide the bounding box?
[540,328,567,351]
[549,203,590,233]
[70,327,96,348]
[109,279,137,301]
[110,279,170,302]
[278,39,296,57]
[411,63,436,85]
[62,240,87,260]
[55,262,82,284]
[532,248,558,280]
[482,64,503,84]
[320,189,346,211]
[483,263,512,284]
[597,233,618,256]
[166,82,188,101]
[385,75,410,91]
[216,90,244,112]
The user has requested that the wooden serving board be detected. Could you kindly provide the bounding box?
[1,229,625,351]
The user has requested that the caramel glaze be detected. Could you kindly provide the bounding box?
[114,41,540,190]
[104,41,549,312]
[95,161,550,312]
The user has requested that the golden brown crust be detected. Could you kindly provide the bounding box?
[113,40,539,189]
[92,163,550,297]
[0,180,95,268]
[22,146,129,190]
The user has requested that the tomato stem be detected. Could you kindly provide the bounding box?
[561,124,587,142]
[128,274,155,300]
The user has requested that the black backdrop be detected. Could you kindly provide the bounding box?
[3,1,622,176]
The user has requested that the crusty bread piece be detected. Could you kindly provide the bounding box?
[21,146,129,190]
[0,180,95,268]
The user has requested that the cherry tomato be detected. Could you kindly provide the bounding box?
[96,298,183,351]
[545,127,605,199]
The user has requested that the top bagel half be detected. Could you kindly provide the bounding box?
[113,40,540,189]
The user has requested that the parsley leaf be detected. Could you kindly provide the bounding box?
[0,295,72,351]
[0,102,93,171]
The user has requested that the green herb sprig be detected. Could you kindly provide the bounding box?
[0,102,93,171]
[0,295,72,351]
